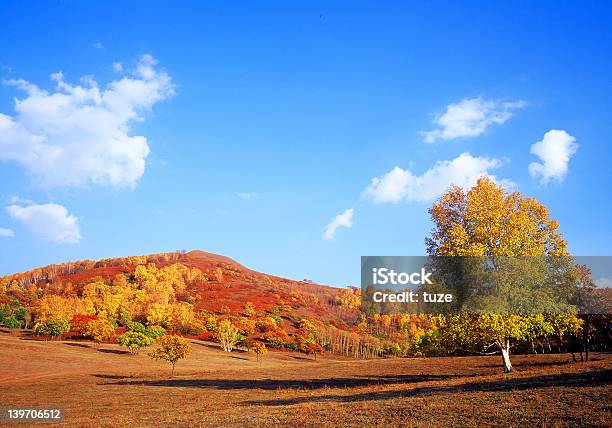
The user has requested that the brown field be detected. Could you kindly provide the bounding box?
[0,332,610,428]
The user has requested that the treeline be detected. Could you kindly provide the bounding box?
[1,251,187,288]
[1,256,609,361]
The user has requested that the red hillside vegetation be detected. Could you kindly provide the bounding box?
[1,250,376,354]
[2,250,610,361]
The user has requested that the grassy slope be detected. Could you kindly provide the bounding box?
[7,250,351,327]
[1,333,610,427]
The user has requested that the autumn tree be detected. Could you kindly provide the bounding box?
[71,314,98,337]
[427,177,567,257]
[304,342,324,360]
[250,341,267,362]
[0,300,30,329]
[570,264,612,361]
[243,302,256,317]
[295,318,328,359]
[35,295,92,324]
[34,318,71,340]
[146,303,171,327]
[295,318,317,351]
[215,319,243,352]
[167,302,203,334]
[117,331,154,354]
[83,318,115,347]
[149,334,192,376]
[336,289,361,309]
[427,177,580,373]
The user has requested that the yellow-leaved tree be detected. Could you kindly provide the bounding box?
[427,177,581,373]
[149,334,192,376]
[215,319,242,352]
[83,318,115,348]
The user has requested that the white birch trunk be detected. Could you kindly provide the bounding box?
[500,338,512,373]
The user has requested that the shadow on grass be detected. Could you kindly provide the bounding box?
[64,342,91,349]
[191,341,229,352]
[99,369,612,406]
[481,358,603,369]
[93,374,134,380]
[191,341,249,354]
[100,373,460,390]
[97,348,131,355]
[240,369,612,406]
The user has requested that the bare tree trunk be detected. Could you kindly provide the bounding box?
[500,339,512,373]
[583,316,590,362]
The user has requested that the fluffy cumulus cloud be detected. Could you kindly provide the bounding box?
[528,130,578,184]
[0,227,14,237]
[0,54,174,188]
[323,208,354,240]
[421,97,526,143]
[6,203,81,243]
[362,152,510,203]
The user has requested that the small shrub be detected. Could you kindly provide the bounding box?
[386,342,403,357]
[145,325,166,339]
[243,302,256,317]
[304,342,324,360]
[117,331,154,354]
[412,329,441,357]
[34,318,70,339]
[126,321,146,334]
[3,315,22,329]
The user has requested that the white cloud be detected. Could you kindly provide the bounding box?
[323,208,354,240]
[0,228,14,237]
[0,54,175,188]
[112,62,123,73]
[528,129,578,184]
[362,152,510,203]
[93,42,104,50]
[6,203,81,243]
[237,192,258,200]
[421,97,526,143]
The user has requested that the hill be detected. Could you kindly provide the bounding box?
[0,250,368,353]
[3,250,607,362]
[2,250,347,318]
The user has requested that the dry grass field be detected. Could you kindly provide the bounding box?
[0,332,610,427]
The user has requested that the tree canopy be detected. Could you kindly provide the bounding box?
[427,177,582,372]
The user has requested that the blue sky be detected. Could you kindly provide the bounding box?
[0,1,611,287]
